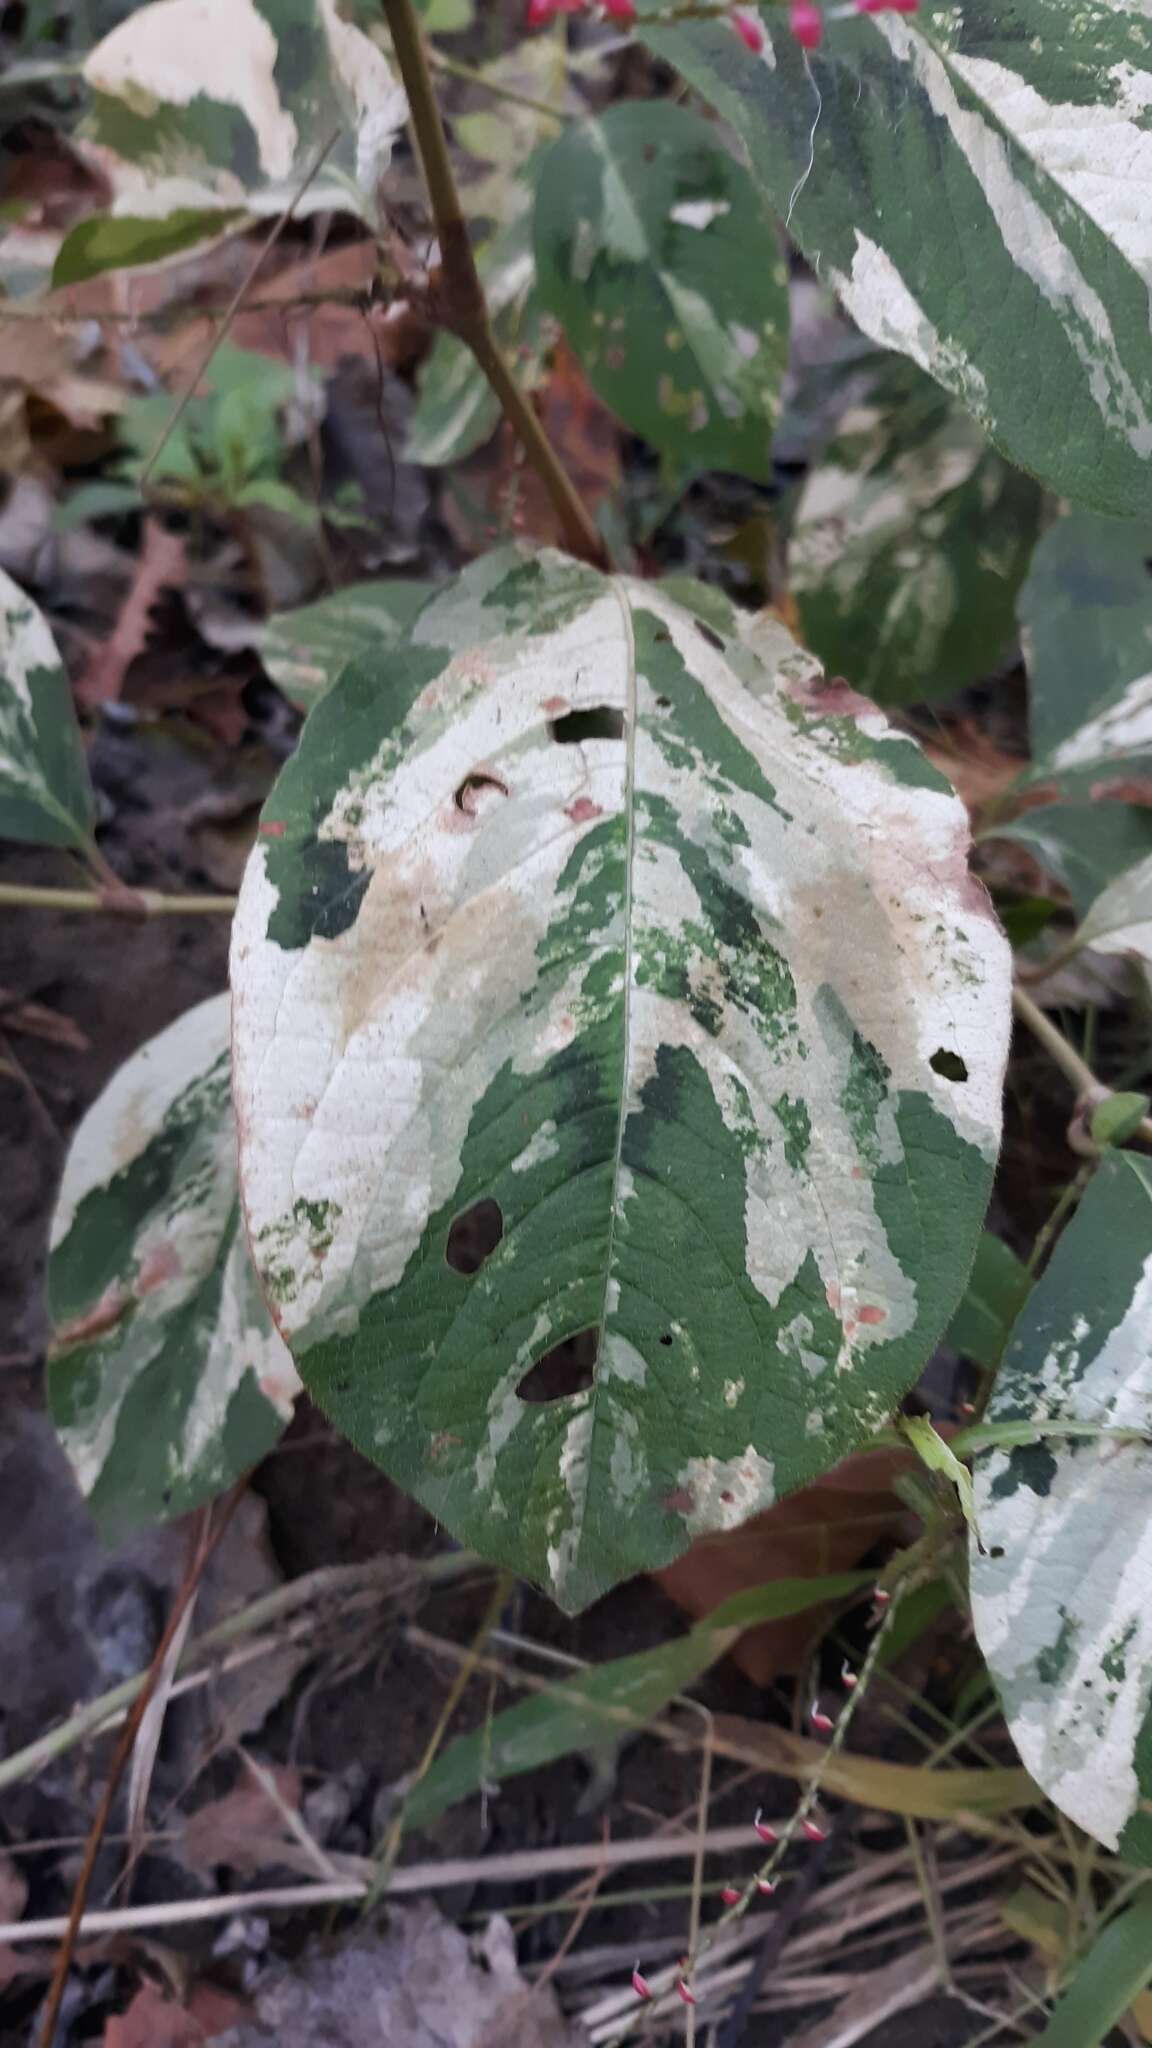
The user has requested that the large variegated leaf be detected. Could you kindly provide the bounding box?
[533,102,788,481]
[230,546,1010,1610]
[81,0,407,238]
[1018,510,1152,782]
[48,995,300,1535]
[262,580,434,712]
[971,1153,1152,1862]
[790,356,1042,707]
[643,3,1152,519]
[0,566,95,851]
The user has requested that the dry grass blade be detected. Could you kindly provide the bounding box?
[125,1591,197,1865]
[781,1947,942,2048]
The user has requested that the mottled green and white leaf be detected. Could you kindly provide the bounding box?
[790,356,1042,707]
[643,3,1152,518]
[231,545,1010,1610]
[263,581,434,712]
[1019,509,1152,784]
[83,0,407,232]
[534,101,788,482]
[52,210,243,288]
[48,995,299,1535]
[1076,852,1152,979]
[0,565,94,850]
[407,214,547,467]
[986,803,1152,925]
[971,1152,1152,1861]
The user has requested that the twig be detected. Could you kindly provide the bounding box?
[34,1494,240,2048]
[0,882,235,915]
[1012,985,1152,1144]
[139,130,342,489]
[380,0,608,569]
[0,1823,760,1947]
[427,46,571,123]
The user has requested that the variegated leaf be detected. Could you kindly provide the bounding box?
[82,0,407,238]
[971,1152,1152,1862]
[48,995,300,1534]
[643,2,1152,518]
[533,101,788,481]
[1077,851,1152,977]
[263,581,434,712]
[407,214,547,468]
[988,803,1152,924]
[230,546,1010,1611]
[0,565,94,851]
[790,356,1042,707]
[1019,509,1152,783]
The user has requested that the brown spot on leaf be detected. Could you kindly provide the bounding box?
[542,695,569,716]
[565,797,603,825]
[54,1284,130,1348]
[136,1240,182,1295]
[258,819,286,838]
[663,1487,696,1516]
[857,1305,887,1326]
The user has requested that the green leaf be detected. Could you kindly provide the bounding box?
[407,216,545,467]
[262,581,435,711]
[789,356,1042,707]
[533,101,788,482]
[987,803,1152,923]
[52,209,241,287]
[406,1571,872,1830]
[47,995,299,1536]
[230,546,1011,1611]
[234,478,319,525]
[971,1152,1152,1861]
[643,4,1152,519]
[83,0,408,230]
[1031,1885,1152,2048]
[1092,1094,1151,1150]
[416,0,474,28]
[900,1414,979,1541]
[0,566,95,850]
[1018,509,1152,781]
[54,482,145,531]
[1076,850,1152,974]
[945,1231,1029,1372]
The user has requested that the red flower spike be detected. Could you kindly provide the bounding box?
[873,1587,892,1606]
[810,1700,835,1734]
[631,1965,652,2001]
[756,1876,777,1896]
[722,1886,742,1907]
[602,0,636,16]
[677,1979,698,2008]
[801,1817,830,1842]
[731,8,765,53]
[754,1810,777,1844]
[789,0,823,47]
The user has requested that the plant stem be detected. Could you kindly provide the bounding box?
[380,0,608,570]
[427,46,570,123]
[1012,984,1152,1145]
[0,882,235,915]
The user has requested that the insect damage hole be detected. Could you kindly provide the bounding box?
[930,1047,969,1084]
[445,1198,504,1275]
[516,1327,598,1404]
[547,707,625,744]
[454,770,508,817]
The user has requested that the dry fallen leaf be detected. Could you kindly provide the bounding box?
[654,1449,914,1686]
[103,1983,251,2048]
[179,1765,302,1879]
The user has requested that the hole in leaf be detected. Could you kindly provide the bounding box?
[695,619,725,652]
[930,1047,969,1084]
[655,694,671,709]
[516,1327,598,1404]
[548,706,625,744]
[659,1332,673,1347]
[454,770,508,816]
[988,1545,1005,1560]
[445,1198,504,1275]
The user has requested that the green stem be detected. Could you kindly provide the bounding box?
[0,882,235,915]
[380,0,608,571]
[1012,985,1152,1146]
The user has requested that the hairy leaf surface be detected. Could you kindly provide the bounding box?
[644,2,1152,518]
[790,357,1041,707]
[533,102,788,481]
[82,0,406,235]
[0,566,94,850]
[48,995,299,1534]
[231,547,1010,1609]
[971,1153,1152,1861]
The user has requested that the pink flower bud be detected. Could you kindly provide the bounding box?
[801,1816,829,1842]
[754,1809,777,1844]
[841,1661,858,1690]
[756,1876,777,1895]
[602,0,636,15]
[526,0,556,21]
[721,1885,742,1906]
[810,1700,835,1734]
[873,1586,892,1606]
[631,1964,652,2001]
[790,0,823,46]
[731,8,765,52]
[677,1978,698,2007]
